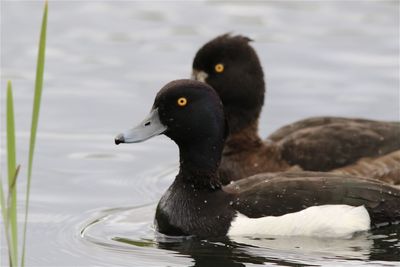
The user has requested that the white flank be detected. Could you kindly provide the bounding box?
[228,205,370,239]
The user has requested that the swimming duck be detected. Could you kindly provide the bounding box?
[115,79,400,238]
[192,34,400,184]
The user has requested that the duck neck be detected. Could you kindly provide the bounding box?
[223,120,262,155]
[177,140,223,190]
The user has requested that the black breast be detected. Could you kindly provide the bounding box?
[155,180,235,238]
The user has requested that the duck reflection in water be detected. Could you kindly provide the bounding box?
[113,228,400,267]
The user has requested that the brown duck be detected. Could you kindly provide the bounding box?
[192,34,400,184]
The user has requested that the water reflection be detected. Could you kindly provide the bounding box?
[118,232,398,267]
[134,238,279,267]
[369,226,400,262]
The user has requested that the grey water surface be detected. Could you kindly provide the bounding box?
[1,1,399,266]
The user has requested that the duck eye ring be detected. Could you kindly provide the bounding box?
[215,63,224,73]
[177,97,188,107]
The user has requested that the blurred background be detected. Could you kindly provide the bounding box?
[1,1,399,266]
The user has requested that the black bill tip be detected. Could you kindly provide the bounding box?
[114,134,125,145]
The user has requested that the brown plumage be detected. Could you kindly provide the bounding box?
[218,118,400,184]
[192,34,400,184]
[333,150,400,185]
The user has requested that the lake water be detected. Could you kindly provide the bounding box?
[1,1,399,266]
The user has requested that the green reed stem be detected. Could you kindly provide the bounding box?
[0,177,12,266]
[6,80,18,267]
[0,178,7,231]
[21,2,48,266]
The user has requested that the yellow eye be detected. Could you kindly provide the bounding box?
[177,97,187,107]
[215,63,224,73]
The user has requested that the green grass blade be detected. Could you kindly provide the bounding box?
[21,2,48,266]
[6,165,21,266]
[0,178,7,230]
[6,80,18,267]
[0,177,12,266]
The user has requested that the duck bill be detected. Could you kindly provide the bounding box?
[115,108,167,145]
[191,69,208,83]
